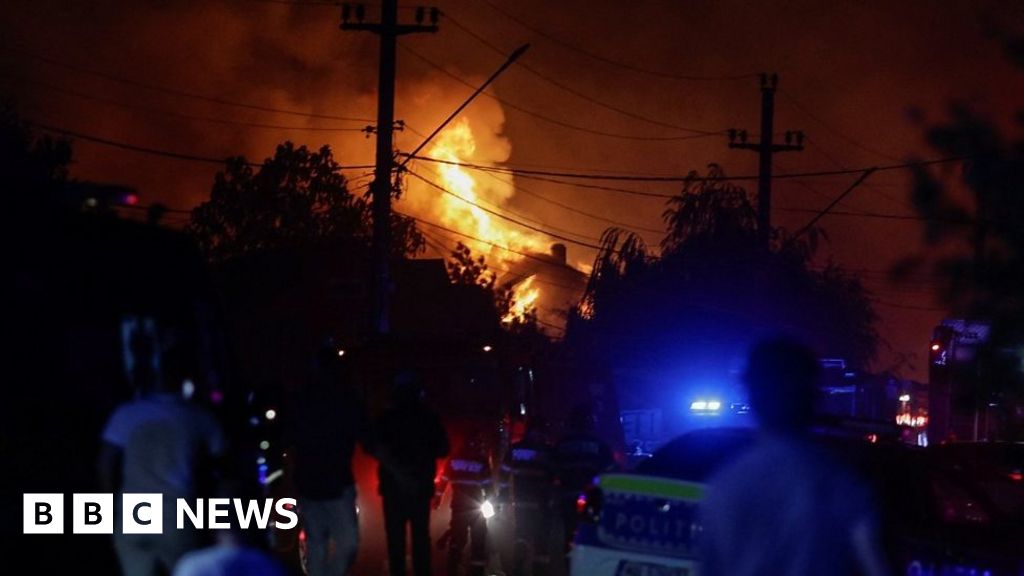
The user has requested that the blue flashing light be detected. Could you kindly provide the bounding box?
[690,399,723,413]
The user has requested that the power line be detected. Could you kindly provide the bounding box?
[478,0,758,82]
[506,173,675,199]
[405,152,975,184]
[799,137,916,211]
[443,14,719,136]
[406,169,606,250]
[397,43,529,171]
[26,120,376,170]
[405,153,998,223]
[394,209,595,271]
[791,168,876,239]
[775,206,975,224]
[0,44,374,123]
[410,161,607,243]
[398,44,720,142]
[419,228,587,293]
[778,90,902,163]
[467,162,666,235]
[7,73,372,133]
[419,154,997,226]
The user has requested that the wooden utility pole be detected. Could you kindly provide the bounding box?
[341,1,438,335]
[728,73,804,248]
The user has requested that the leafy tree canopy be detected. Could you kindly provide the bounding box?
[899,92,1024,416]
[447,241,543,336]
[187,142,424,261]
[573,164,878,373]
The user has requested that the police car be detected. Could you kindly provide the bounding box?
[570,428,752,576]
[570,426,1024,576]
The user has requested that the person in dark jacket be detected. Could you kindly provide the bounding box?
[373,370,450,576]
[436,431,492,576]
[500,423,556,576]
[554,405,615,553]
[290,343,369,576]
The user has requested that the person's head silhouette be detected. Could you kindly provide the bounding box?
[743,336,821,435]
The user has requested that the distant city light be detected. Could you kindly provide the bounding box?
[482,345,493,353]
[259,440,270,450]
[265,409,277,421]
[899,394,911,402]
[930,343,941,351]
[337,349,346,357]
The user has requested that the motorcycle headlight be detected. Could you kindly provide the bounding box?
[480,499,495,519]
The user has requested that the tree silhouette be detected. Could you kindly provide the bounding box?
[187,142,424,261]
[446,241,542,335]
[661,163,757,253]
[898,52,1024,429]
[3,106,72,204]
[446,241,497,291]
[573,164,877,373]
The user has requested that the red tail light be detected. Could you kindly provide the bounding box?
[577,485,603,524]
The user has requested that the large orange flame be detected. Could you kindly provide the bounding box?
[426,118,546,324]
[502,275,540,324]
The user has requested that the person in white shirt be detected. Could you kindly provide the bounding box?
[99,338,226,576]
[699,337,890,576]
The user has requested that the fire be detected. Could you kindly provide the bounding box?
[426,117,547,323]
[503,275,540,324]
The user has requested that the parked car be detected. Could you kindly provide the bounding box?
[570,427,1024,576]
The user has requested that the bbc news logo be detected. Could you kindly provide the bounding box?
[23,494,298,534]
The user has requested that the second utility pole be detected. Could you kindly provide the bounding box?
[728,73,804,248]
[342,1,438,335]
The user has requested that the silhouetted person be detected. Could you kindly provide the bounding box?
[99,336,226,576]
[436,430,492,576]
[501,421,556,576]
[554,405,614,548]
[289,343,369,576]
[699,336,889,576]
[373,371,450,576]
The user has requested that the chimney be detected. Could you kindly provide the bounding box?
[550,243,567,265]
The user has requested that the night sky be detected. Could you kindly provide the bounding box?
[4,0,1023,381]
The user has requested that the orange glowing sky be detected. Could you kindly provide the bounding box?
[2,0,1023,379]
